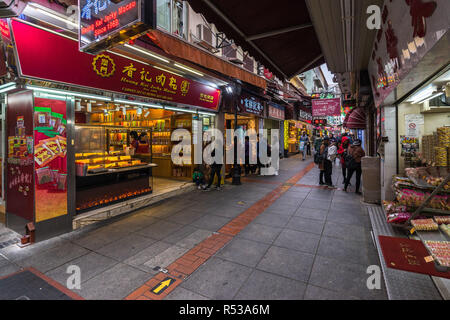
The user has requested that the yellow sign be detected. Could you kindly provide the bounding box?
[92,54,116,78]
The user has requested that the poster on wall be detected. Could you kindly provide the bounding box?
[405,114,424,138]
[312,98,341,117]
[6,91,35,222]
[33,98,68,223]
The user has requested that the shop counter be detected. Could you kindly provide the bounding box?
[76,163,157,213]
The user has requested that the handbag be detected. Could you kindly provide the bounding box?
[344,153,357,170]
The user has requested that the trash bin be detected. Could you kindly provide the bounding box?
[361,157,381,204]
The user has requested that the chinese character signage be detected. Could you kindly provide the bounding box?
[238,93,264,116]
[79,0,156,54]
[268,104,285,120]
[12,20,220,110]
[312,98,341,117]
[298,106,312,122]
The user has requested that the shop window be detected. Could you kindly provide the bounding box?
[157,0,170,32]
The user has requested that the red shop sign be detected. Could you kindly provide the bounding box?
[12,20,220,110]
[312,98,341,117]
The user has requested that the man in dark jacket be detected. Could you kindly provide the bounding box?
[344,139,365,194]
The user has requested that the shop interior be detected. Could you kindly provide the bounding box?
[74,99,215,213]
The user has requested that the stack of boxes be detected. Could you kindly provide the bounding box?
[421,127,450,166]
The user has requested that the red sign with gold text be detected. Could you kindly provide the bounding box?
[11,20,220,110]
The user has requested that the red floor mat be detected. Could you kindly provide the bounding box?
[378,235,450,279]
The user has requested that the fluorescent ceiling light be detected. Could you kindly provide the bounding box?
[407,85,434,103]
[124,44,170,64]
[165,106,197,113]
[174,63,204,77]
[26,85,111,101]
[198,111,216,116]
[114,98,163,109]
[107,50,149,66]
[153,65,183,77]
[33,6,79,28]
[0,83,17,93]
[416,91,444,104]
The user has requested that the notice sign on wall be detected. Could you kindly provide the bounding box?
[79,0,156,54]
[312,98,341,117]
[405,114,424,138]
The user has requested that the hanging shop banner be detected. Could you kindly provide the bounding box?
[368,0,450,108]
[33,98,68,223]
[298,106,312,123]
[268,103,285,120]
[237,92,265,116]
[12,20,220,111]
[6,90,35,222]
[312,98,341,117]
[79,0,156,54]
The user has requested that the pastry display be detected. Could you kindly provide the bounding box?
[440,224,450,238]
[434,216,450,225]
[424,241,450,267]
[411,218,439,231]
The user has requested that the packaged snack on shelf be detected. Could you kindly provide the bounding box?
[440,224,450,238]
[424,240,450,267]
[411,218,439,231]
[35,166,52,185]
[434,216,450,225]
[34,107,51,127]
[57,173,67,191]
[387,212,412,224]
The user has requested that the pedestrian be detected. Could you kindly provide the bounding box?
[318,137,329,185]
[314,134,322,154]
[306,135,312,156]
[203,150,223,191]
[344,139,366,195]
[326,139,337,188]
[337,136,350,186]
[299,131,309,161]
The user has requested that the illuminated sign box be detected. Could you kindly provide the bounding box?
[78,0,155,55]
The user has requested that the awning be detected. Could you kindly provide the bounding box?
[185,0,325,80]
[343,108,366,129]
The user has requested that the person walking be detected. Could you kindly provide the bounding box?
[325,139,337,188]
[337,136,350,185]
[344,139,365,194]
[299,131,309,161]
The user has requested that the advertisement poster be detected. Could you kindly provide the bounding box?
[34,98,68,222]
[312,98,341,117]
[6,91,35,222]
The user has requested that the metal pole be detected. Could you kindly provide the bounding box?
[231,96,241,185]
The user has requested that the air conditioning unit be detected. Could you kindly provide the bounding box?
[0,0,26,18]
[193,24,214,51]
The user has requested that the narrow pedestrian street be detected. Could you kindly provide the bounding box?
[0,155,387,300]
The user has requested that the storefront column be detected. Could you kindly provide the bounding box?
[380,106,397,201]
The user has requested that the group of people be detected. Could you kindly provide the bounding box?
[129,131,150,154]
[314,133,365,194]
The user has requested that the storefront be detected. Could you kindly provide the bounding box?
[265,102,285,153]
[2,18,222,240]
[284,104,312,154]
[222,90,266,176]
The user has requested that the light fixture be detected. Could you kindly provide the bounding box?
[106,50,149,66]
[165,106,197,113]
[87,102,92,112]
[407,85,435,104]
[114,98,163,109]
[173,63,204,77]
[198,111,216,117]
[144,111,150,117]
[153,65,183,77]
[0,82,17,93]
[416,91,444,104]
[124,44,170,64]
[26,85,112,102]
[32,6,79,28]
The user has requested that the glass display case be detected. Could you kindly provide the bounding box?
[74,125,155,214]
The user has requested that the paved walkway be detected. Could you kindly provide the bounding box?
[0,155,387,300]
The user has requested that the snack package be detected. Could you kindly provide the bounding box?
[56,119,66,136]
[57,173,67,191]
[34,143,56,167]
[34,107,51,127]
[56,136,67,157]
[35,166,52,185]
[424,240,450,267]
[48,112,63,130]
[387,212,411,224]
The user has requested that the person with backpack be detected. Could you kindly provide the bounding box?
[344,139,366,194]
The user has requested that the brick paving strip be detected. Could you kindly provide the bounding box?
[125,163,316,300]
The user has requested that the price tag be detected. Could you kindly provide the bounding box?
[424,256,434,263]
[410,227,416,234]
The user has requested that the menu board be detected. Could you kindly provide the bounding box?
[33,98,68,223]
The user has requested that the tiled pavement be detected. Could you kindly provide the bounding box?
[0,155,388,300]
